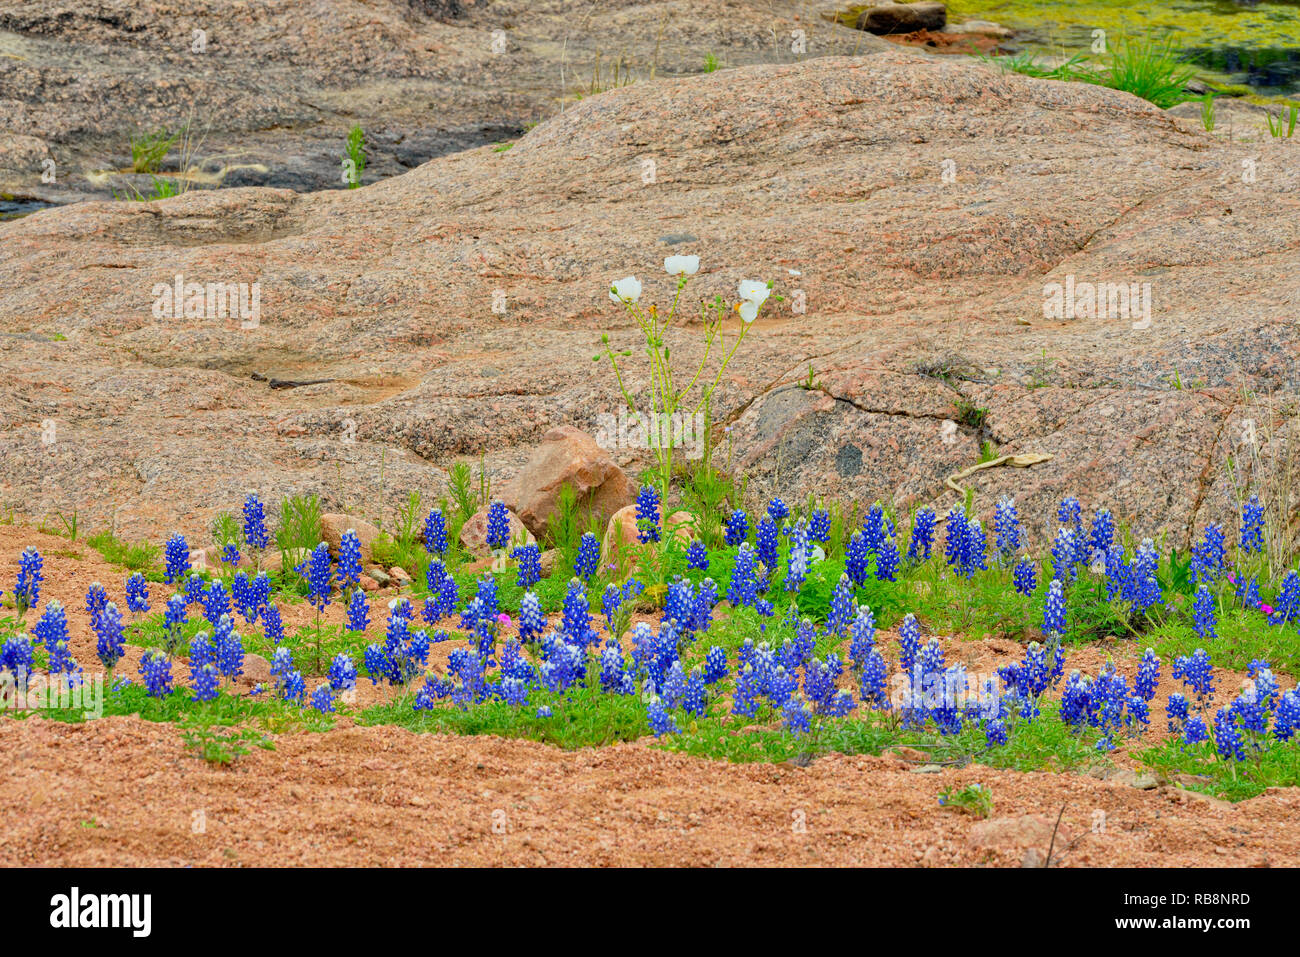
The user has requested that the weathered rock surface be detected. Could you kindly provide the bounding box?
[1,45,1297,550]
[0,0,880,203]
[319,513,381,560]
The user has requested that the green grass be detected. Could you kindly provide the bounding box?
[1140,736,1300,802]
[129,128,178,173]
[982,38,1198,109]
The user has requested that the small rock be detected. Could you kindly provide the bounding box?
[945,18,1010,38]
[368,566,392,587]
[360,575,380,592]
[910,763,945,773]
[539,548,560,576]
[319,514,381,562]
[243,653,272,684]
[501,425,636,538]
[389,566,411,583]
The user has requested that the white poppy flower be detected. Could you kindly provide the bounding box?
[609,276,642,304]
[664,255,700,276]
[737,279,769,304]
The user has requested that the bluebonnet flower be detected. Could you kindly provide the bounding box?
[163,534,190,584]
[536,705,553,718]
[985,719,1009,747]
[1103,543,1129,601]
[35,601,80,687]
[634,486,661,544]
[189,633,219,703]
[859,650,890,710]
[93,601,126,671]
[574,531,600,581]
[423,507,448,556]
[1240,494,1265,554]
[1193,585,1217,641]
[221,543,241,566]
[994,496,1020,560]
[1051,527,1078,582]
[561,578,598,647]
[964,519,988,579]
[486,499,511,551]
[1172,649,1215,708]
[14,546,43,616]
[1190,524,1227,585]
[213,614,244,681]
[876,537,900,582]
[727,543,761,609]
[944,508,968,573]
[1089,508,1115,561]
[1184,714,1210,745]
[328,653,357,692]
[239,570,272,622]
[346,588,370,633]
[1270,570,1300,626]
[703,646,729,684]
[1013,557,1037,597]
[308,683,335,713]
[1235,574,1262,611]
[647,696,679,736]
[724,508,749,547]
[423,559,458,623]
[599,640,630,694]
[755,516,778,572]
[848,605,877,670]
[663,577,695,631]
[519,591,546,644]
[784,519,810,592]
[512,542,542,589]
[827,574,856,638]
[139,651,173,698]
[898,613,921,674]
[1213,706,1244,761]
[1166,692,1189,734]
[183,572,206,607]
[685,540,709,571]
[125,572,149,614]
[202,579,231,625]
[337,529,363,594]
[1043,579,1066,638]
[845,531,870,586]
[809,508,831,544]
[162,593,188,655]
[1058,496,1082,531]
[85,581,108,619]
[501,676,530,707]
[767,497,790,526]
[262,604,284,644]
[1134,648,1160,702]
[692,578,717,634]
[862,504,889,555]
[0,633,35,678]
[242,493,269,551]
[1123,539,1162,615]
[908,507,936,563]
[782,696,813,735]
[306,542,332,611]
[1274,690,1300,742]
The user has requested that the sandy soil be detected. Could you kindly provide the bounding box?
[3,524,1297,867]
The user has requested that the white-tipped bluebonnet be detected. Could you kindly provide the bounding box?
[512,542,541,589]
[189,633,219,703]
[574,531,600,581]
[311,684,335,713]
[827,574,856,638]
[1089,508,1115,561]
[14,546,43,617]
[1134,648,1160,702]
[727,543,760,609]
[767,497,790,526]
[536,705,553,718]
[1190,523,1227,585]
[139,650,173,698]
[685,540,708,571]
[1213,706,1244,761]
[1172,648,1215,708]
[908,507,936,563]
[1013,557,1037,597]
[262,604,285,645]
[1122,539,1162,615]
[1192,585,1217,641]
[782,695,812,735]
[305,542,332,611]
[876,537,900,582]
[183,572,205,607]
[692,578,717,634]
[202,579,231,625]
[1042,579,1066,637]
[724,508,749,547]
[424,507,448,556]
[1051,526,1078,582]
[703,645,728,684]
[560,578,598,647]
[328,653,357,692]
[345,588,370,633]
[1270,570,1300,626]
[125,572,149,614]
[1240,494,1265,555]
[213,614,244,681]
[423,559,458,623]
[1274,690,1300,742]
[93,601,126,671]
[1184,713,1209,745]
[898,612,921,674]
[848,605,876,670]
[994,496,1020,560]
[845,530,870,586]
[486,499,511,551]
[242,493,269,550]
[0,633,35,678]
[85,581,107,619]
[809,508,831,543]
[755,516,778,572]
[519,591,546,644]
[634,485,661,544]
[1166,692,1189,734]
[784,518,810,593]
[646,696,679,736]
[337,529,363,593]
[859,650,890,710]
[163,534,189,585]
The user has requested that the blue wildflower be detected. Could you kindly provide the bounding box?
[311,684,335,713]
[1043,579,1066,638]
[347,588,370,632]
[724,508,749,547]
[242,493,269,550]
[634,486,661,544]
[1013,557,1037,597]
[423,507,448,556]
[685,540,708,571]
[755,516,779,572]
[93,601,126,671]
[337,529,363,594]
[512,542,542,589]
[139,650,173,698]
[305,542,332,611]
[328,653,357,692]
[486,499,511,551]
[574,531,601,581]
[1240,494,1265,554]
[14,546,43,616]
[163,534,190,585]
[125,572,149,614]
[994,496,1020,560]
[1193,585,1217,641]
[908,507,936,563]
